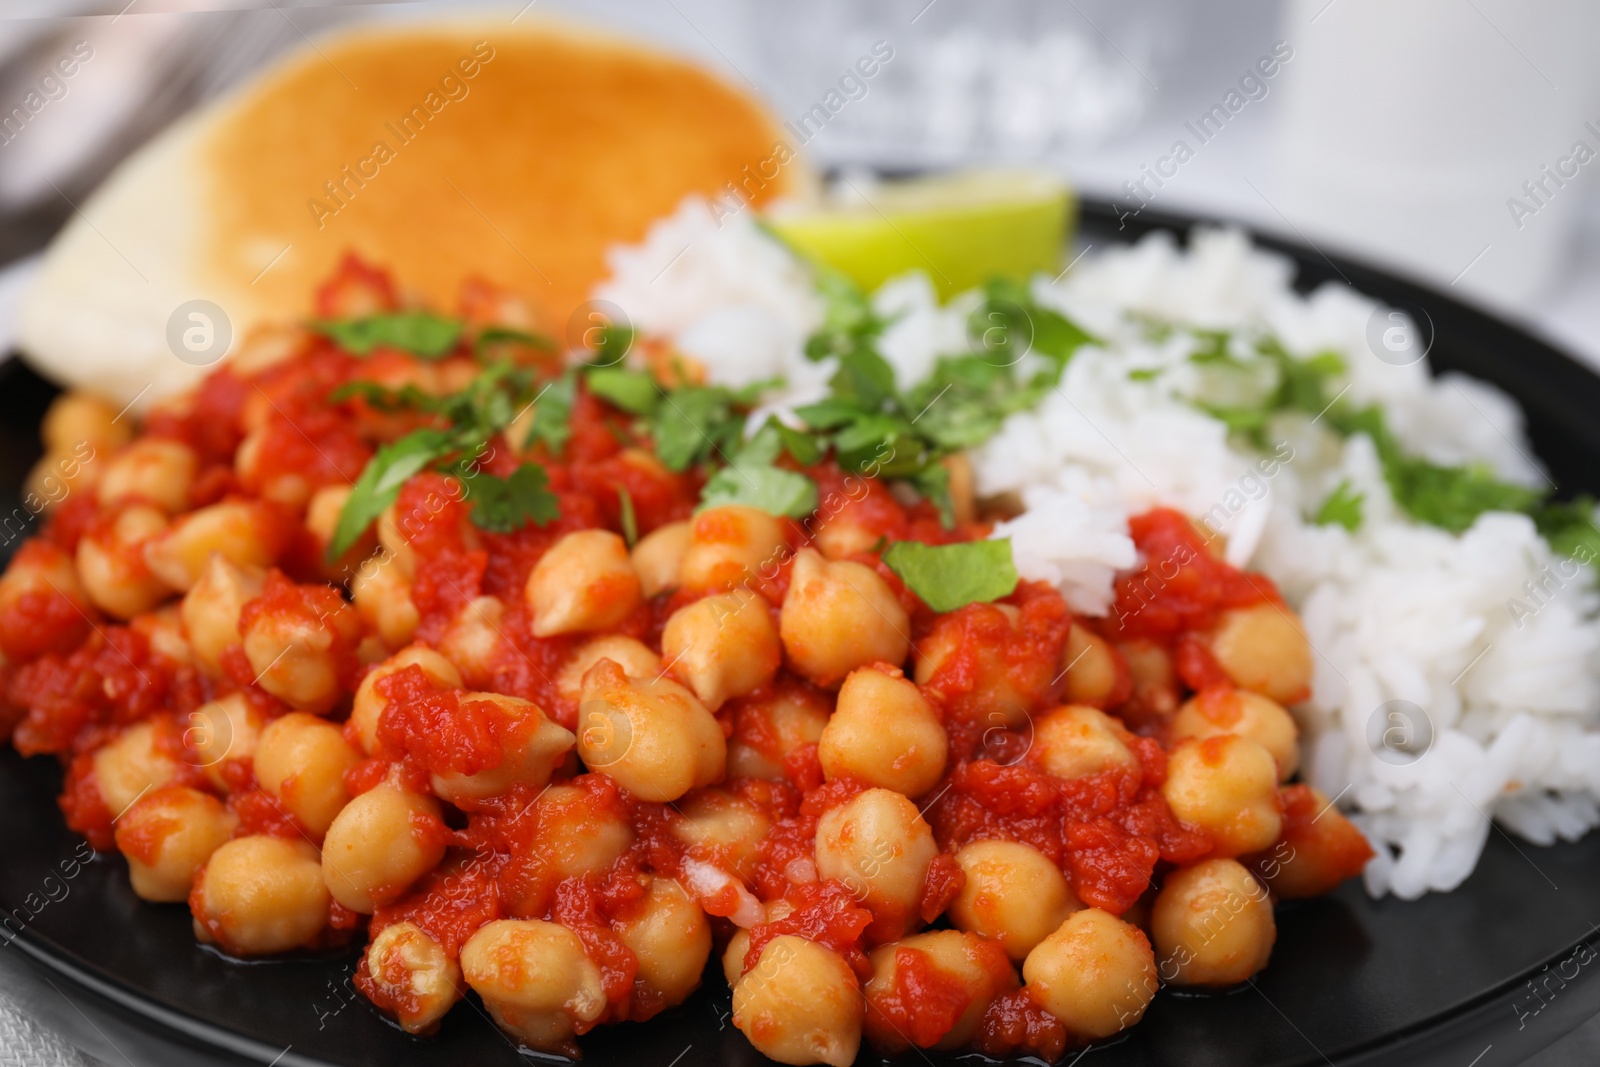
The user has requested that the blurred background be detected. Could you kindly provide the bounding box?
[1,0,1599,363]
[0,0,1598,1064]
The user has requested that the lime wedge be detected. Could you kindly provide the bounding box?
[765,170,1074,299]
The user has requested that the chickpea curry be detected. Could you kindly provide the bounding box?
[0,258,1371,1064]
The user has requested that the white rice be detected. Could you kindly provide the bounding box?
[597,199,1600,900]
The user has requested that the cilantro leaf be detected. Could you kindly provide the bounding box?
[1534,497,1600,563]
[328,428,455,559]
[769,420,823,467]
[462,463,560,534]
[1313,480,1365,531]
[652,386,742,471]
[617,486,639,547]
[524,370,577,454]
[804,265,887,365]
[700,464,818,519]
[970,278,1096,370]
[1331,404,1541,534]
[475,326,556,360]
[882,539,1019,613]
[585,367,660,415]
[316,311,463,358]
[909,462,956,528]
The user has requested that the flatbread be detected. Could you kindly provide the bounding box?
[17,17,809,409]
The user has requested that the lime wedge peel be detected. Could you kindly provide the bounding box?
[765,169,1075,299]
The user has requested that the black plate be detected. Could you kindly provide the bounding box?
[2,199,1598,1067]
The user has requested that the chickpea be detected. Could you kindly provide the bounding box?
[42,391,130,453]
[304,485,352,547]
[781,548,910,688]
[229,323,310,378]
[864,930,1017,1052]
[661,589,781,710]
[818,666,946,797]
[576,659,725,802]
[191,836,329,955]
[727,683,831,779]
[1205,603,1314,706]
[525,530,641,637]
[1024,909,1157,1039]
[950,840,1081,962]
[556,635,660,703]
[631,520,692,597]
[114,786,239,902]
[0,541,92,661]
[350,554,419,650]
[24,443,103,512]
[1162,737,1283,858]
[680,505,786,592]
[435,595,507,684]
[254,713,363,835]
[1171,689,1299,782]
[460,919,606,1054]
[93,721,182,818]
[131,605,193,666]
[672,789,771,882]
[305,485,373,572]
[814,788,937,942]
[615,877,712,1009]
[1151,859,1275,987]
[350,647,462,754]
[915,604,1050,727]
[144,501,285,591]
[364,921,463,1034]
[235,427,313,509]
[430,694,575,806]
[376,504,418,579]
[1061,624,1126,708]
[76,506,172,619]
[732,935,862,1067]
[180,557,265,679]
[510,784,634,913]
[98,438,197,513]
[321,782,446,913]
[185,692,266,791]
[1031,705,1139,782]
[813,512,880,561]
[240,583,362,714]
[1117,639,1179,722]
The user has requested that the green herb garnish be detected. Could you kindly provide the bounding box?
[460,463,561,534]
[617,485,639,547]
[1313,480,1365,531]
[882,538,1019,613]
[316,311,463,358]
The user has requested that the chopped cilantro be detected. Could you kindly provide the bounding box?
[584,367,660,415]
[1330,404,1542,534]
[328,429,455,559]
[617,486,639,547]
[1534,497,1600,562]
[460,463,561,534]
[524,369,577,454]
[1313,480,1365,531]
[315,311,463,358]
[700,464,819,519]
[651,386,744,472]
[970,278,1096,370]
[475,326,556,361]
[882,539,1019,613]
